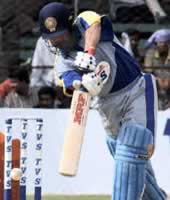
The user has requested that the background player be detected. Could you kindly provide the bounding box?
[39,2,167,199]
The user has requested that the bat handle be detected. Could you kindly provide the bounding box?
[73,80,88,93]
[73,80,81,90]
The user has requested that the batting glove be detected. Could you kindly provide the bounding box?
[74,51,96,72]
[82,61,110,96]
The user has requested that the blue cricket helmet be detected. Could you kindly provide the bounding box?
[39,2,72,39]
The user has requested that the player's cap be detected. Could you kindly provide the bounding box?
[39,2,72,39]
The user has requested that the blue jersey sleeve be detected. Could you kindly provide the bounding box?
[61,70,82,88]
[74,11,114,42]
[74,11,101,33]
[60,70,82,96]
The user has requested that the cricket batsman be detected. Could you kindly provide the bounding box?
[39,2,167,199]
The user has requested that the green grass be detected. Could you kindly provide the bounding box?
[27,195,111,200]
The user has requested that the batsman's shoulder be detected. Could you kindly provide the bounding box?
[75,11,101,28]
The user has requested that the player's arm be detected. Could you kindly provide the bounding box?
[74,11,101,71]
[76,11,101,53]
[60,61,110,97]
[84,20,101,54]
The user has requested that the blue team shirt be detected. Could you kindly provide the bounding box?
[55,11,142,96]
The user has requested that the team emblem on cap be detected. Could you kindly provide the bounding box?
[44,17,57,32]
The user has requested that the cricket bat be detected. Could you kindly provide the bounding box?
[58,90,91,176]
[58,61,110,176]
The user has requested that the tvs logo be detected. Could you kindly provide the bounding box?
[73,94,86,125]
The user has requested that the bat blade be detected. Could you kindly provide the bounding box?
[58,90,91,176]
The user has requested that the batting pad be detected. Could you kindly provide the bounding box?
[142,162,167,200]
[106,135,116,157]
[113,123,153,200]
